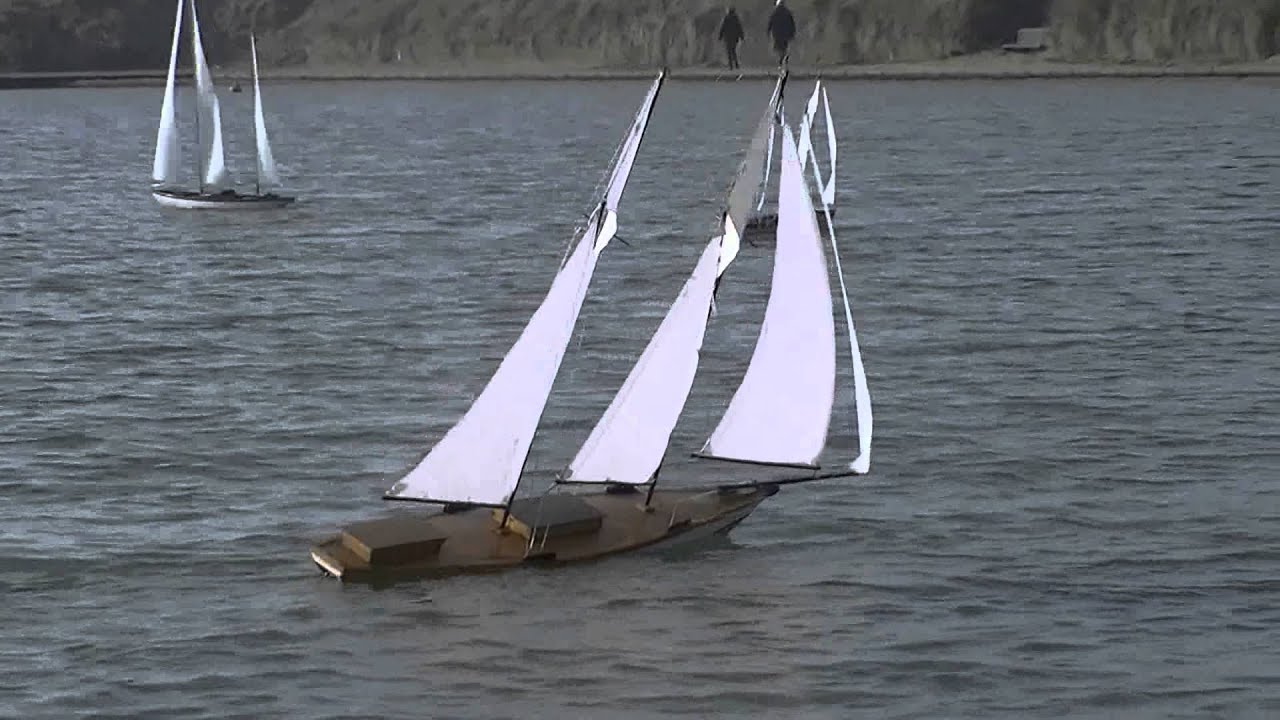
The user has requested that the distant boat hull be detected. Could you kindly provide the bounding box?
[151,188,295,209]
[309,484,778,585]
[745,204,836,234]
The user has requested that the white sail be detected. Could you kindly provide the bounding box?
[820,86,837,209]
[250,34,281,190]
[721,71,786,277]
[806,136,870,473]
[151,0,184,187]
[798,81,821,173]
[700,126,836,467]
[564,238,721,485]
[188,0,228,189]
[385,72,664,506]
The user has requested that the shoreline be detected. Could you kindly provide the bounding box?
[4,58,1279,89]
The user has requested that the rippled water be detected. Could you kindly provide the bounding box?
[1,77,1278,718]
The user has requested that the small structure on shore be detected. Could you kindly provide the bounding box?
[1003,27,1048,53]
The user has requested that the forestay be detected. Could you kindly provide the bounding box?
[250,34,281,190]
[151,0,183,187]
[700,125,836,467]
[189,0,228,190]
[564,237,721,485]
[385,72,665,507]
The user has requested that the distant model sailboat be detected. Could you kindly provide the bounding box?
[309,71,872,584]
[746,79,837,232]
[151,0,293,209]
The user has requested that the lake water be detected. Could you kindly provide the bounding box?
[1,76,1278,718]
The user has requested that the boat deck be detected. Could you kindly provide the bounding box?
[311,485,776,584]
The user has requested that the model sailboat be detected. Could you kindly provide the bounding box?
[309,72,872,584]
[151,0,293,209]
[746,79,837,232]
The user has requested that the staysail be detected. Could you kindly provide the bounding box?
[819,86,837,208]
[386,72,665,506]
[563,238,721,485]
[188,0,228,190]
[700,125,836,467]
[250,34,281,191]
[719,70,787,277]
[152,0,184,187]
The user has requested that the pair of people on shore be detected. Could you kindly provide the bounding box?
[718,1,796,70]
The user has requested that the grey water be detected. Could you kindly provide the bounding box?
[1,77,1277,718]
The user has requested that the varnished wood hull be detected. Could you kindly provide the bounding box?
[310,485,777,585]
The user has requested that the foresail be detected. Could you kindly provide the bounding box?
[564,238,721,485]
[152,0,183,187]
[700,126,836,467]
[251,34,281,189]
[189,0,228,189]
[806,129,871,473]
[385,72,665,506]
[720,71,786,277]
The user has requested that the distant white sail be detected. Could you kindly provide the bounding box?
[820,86,837,209]
[805,133,870,473]
[151,0,184,187]
[721,71,786,277]
[385,72,665,506]
[189,0,228,189]
[798,81,821,173]
[565,237,721,485]
[250,34,281,190]
[701,126,836,466]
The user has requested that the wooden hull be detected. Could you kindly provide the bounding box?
[152,188,295,210]
[310,485,778,585]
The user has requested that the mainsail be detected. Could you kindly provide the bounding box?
[563,237,721,485]
[719,70,787,277]
[188,0,228,190]
[250,34,281,191]
[700,125,836,467]
[152,0,184,187]
[386,72,666,507]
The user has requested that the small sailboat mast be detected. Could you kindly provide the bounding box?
[385,71,667,508]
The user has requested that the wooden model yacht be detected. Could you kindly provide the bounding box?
[310,70,872,584]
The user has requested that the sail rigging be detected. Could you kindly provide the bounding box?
[152,0,184,187]
[700,124,836,467]
[385,72,666,507]
[719,70,787,277]
[188,0,228,190]
[250,34,281,192]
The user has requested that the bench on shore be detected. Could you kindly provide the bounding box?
[1003,27,1048,54]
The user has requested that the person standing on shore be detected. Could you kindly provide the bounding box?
[767,0,796,66]
[718,7,745,70]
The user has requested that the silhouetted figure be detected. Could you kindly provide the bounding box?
[718,7,745,70]
[767,0,796,66]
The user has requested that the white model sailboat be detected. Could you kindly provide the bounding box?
[151,0,293,209]
[310,72,872,584]
[746,78,837,232]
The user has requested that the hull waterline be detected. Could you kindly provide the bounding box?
[152,189,295,210]
[310,485,778,585]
